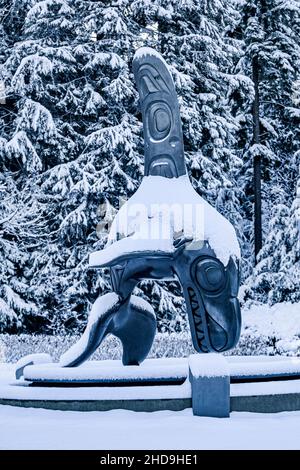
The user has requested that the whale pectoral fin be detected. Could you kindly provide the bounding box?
[112,296,157,366]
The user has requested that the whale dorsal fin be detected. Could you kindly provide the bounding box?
[132,47,187,178]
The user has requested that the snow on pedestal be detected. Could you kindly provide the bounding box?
[4,356,300,415]
[189,353,230,378]
[25,358,188,383]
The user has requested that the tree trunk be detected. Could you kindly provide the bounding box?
[252,54,262,262]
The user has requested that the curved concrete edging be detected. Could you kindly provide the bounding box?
[1,393,300,413]
[231,393,300,413]
[0,398,191,412]
[3,356,300,415]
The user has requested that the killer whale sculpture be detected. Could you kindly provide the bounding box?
[60,47,241,368]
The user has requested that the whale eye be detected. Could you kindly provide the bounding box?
[196,258,226,292]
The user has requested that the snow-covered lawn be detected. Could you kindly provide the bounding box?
[1,404,300,450]
[1,301,300,364]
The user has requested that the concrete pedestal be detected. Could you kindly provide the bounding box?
[189,354,230,417]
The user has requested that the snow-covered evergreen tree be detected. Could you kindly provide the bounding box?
[234,0,300,263]
[244,165,300,305]
[1,0,299,334]
[277,173,300,303]
[0,175,48,331]
[0,0,80,331]
[242,202,290,304]
[234,0,300,302]
[0,0,250,333]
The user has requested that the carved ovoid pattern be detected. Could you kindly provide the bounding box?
[196,259,226,292]
[132,55,187,178]
[138,64,170,99]
[147,101,172,141]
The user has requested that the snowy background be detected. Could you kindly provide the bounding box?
[0,0,300,451]
[0,0,299,339]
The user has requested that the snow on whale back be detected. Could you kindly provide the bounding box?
[90,175,240,267]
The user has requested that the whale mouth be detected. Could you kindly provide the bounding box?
[184,255,241,353]
[187,285,236,353]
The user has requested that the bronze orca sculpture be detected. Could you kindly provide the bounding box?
[60,48,241,367]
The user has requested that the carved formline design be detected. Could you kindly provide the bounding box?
[133,55,186,178]
[187,287,209,353]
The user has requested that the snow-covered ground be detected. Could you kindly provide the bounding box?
[1,404,300,450]
[1,361,300,450]
[1,302,300,450]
